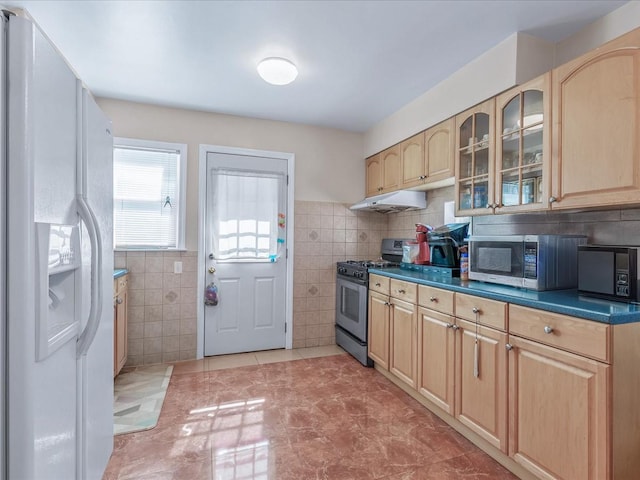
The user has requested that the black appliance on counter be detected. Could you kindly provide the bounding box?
[428,222,469,269]
[578,245,640,302]
[335,239,406,366]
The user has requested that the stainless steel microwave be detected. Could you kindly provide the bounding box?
[578,245,640,302]
[468,235,587,290]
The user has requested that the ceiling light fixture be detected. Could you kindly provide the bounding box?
[257,57,298,85]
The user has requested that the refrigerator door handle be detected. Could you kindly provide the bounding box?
[76,195,103,357]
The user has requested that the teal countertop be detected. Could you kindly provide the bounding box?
[113,268,128,279]
[369,268,640,325]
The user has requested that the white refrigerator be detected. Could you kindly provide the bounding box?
[1,10,114,480]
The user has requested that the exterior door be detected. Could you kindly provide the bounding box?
[204,152,288,355]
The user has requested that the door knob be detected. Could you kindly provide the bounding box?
[208,267,216,274]
[115,297,123,305]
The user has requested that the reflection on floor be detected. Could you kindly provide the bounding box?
[104,346,516,479]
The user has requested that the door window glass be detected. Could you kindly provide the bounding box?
[209,168,286,261]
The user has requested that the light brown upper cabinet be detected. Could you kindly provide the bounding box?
[495,73,551,214]
[381,145,401,192]
[401,118,455,189]
[425,118,456,184]
[400,133,425,188]
[551,27,640,210]
[455,99,496,215]
[365,154,382,197]
[366,145,401,196]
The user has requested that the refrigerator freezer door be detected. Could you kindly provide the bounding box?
[77,89,114,479]
[6,16,80,479]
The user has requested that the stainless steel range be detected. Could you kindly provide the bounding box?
[335,239,406,366]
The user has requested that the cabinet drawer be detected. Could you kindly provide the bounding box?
[418,285,454,315]
[509,305,610,363]
[390,279,417,303]
[455,293,507,331]
[369,274,390,295]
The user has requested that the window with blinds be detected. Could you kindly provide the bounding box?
[113,138,187,250]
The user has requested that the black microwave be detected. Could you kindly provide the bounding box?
[578,245,640,302]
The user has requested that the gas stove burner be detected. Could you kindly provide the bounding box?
[337,259,399,272]
[365,260,398,269]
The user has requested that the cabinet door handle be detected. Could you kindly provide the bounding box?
[505,343,513,351]
[116,297,123,305]
[451,325,460,331]
[429,296,437,302]
[543,325,554,334]
[384,302,391,306]
[549,196,557,203]
[445,323,454,329]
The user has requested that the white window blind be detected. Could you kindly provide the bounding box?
[209,168,286,261]
[113,138,187,250]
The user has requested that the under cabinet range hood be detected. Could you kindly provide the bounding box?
[350,190,427,213]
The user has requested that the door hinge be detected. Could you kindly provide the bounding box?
[286,174,289,185]
[286,248,289,259]
[285,323,287,333]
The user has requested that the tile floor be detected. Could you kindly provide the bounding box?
[104,347,517,479]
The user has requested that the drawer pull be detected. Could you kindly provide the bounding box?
[430,296,437,302]
[472,307,481,314]
[505,343,513,351]
[116,297,123,305]
[398,289,406,294]
[375,282,381,287]
[543,325,554,334]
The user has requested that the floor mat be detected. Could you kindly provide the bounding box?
[113,364,173,435]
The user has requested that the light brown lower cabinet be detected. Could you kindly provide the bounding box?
[389,298,418,389]
[508,335,609,480]
[368,290,390,370]
[455,318,508,453]
[417,307,455,415]
[114,275,128,377]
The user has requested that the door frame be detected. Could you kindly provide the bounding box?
[197,144,295,358]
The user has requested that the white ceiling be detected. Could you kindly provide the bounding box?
[5,0,629,132]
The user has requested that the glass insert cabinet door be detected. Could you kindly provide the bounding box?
[495,73,550,212]
[456,98,495,213]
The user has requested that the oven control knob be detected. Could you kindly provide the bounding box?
[356,271,364,279]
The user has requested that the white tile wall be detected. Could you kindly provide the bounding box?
[114,250,198,366]
[292,200,388,348]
